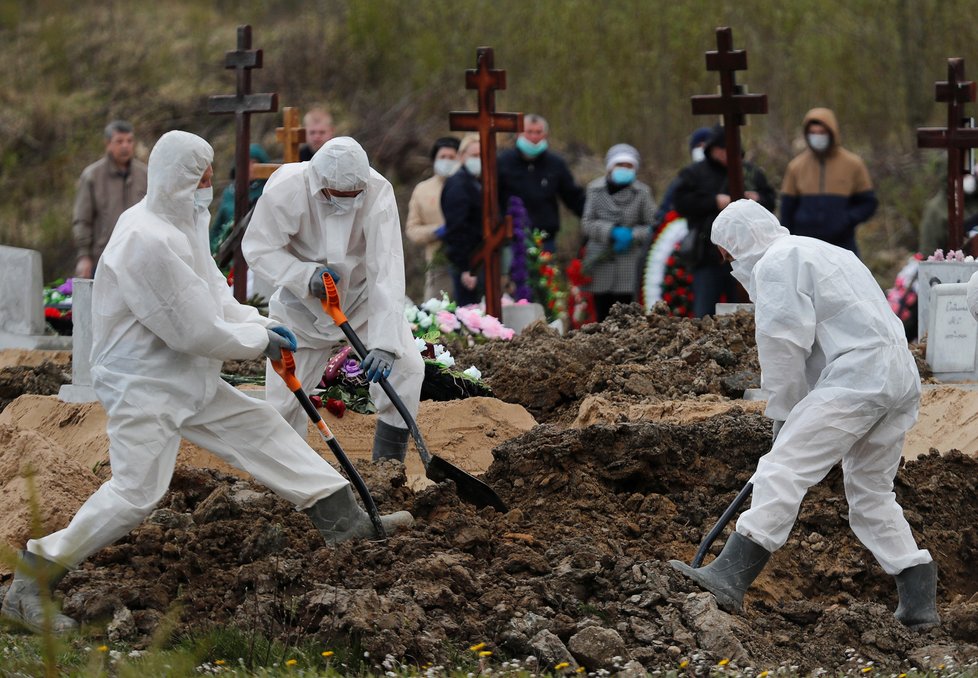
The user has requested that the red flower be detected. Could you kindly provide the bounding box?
[663,293,674,303]
[675,267,685,278]
[44,307,62,319]
[667,256,676,266]
[664,275,675,286]
[325,397,346,418]
[310,395,323,408]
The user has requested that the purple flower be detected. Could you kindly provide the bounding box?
[57,278,73,295]
[508,197,534,301]
[342,359,363,377]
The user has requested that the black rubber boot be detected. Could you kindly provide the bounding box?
[894,561,941,630]
[1,550,78,634]
[669,532,771,612]
[371,420,409,462]
[304,485,413,544]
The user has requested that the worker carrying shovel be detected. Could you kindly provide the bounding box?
[671,199,939,630]
[1,132,412,635]
[242,136,425,464]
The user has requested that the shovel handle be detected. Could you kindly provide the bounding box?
[270,348,386,540]
[320,271,347,326]
[691,481,753,568]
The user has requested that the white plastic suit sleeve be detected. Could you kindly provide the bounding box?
[244,186,320,301]
[363,180,407,356]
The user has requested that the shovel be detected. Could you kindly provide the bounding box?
[690,481,753,567]
[270,349,387,539]
[317,271,508,512]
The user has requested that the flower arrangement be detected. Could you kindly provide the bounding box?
[885,253,921,340]
[405,294,515,351]
[526,229,568,324]
[565,257,596,328]
[310,346,376,415]
[642,212,695,317]
[927,249,975,262]
[507,196,534,302]
[42,278,73,334]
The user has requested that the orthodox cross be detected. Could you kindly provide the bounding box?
[207,24,279,301]
[252,107,306,180]
[917,57,978,252]
[449,46,523,319]
[690,26,768,200]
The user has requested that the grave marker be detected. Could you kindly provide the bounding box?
[208,24,279,301]
[58,279,96,403]
[449,47,523,319]
[917,58,978,253]
[925,282,978,380]
[0,246,71,350]
[691,26,768,200]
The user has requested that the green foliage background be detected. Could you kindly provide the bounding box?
[1,0,977,294]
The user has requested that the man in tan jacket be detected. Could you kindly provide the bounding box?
[405,136,459,300]
[72,120,148,278]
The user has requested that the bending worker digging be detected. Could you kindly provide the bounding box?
[1,132,411,634]
[670,199,939,630]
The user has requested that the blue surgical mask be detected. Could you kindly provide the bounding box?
[610,167,636,186]
[433,158,458,177]
[516,136,548,158]
[464,157,482,177]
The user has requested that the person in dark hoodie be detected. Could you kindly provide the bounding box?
[672,125,776,317]
[780,107,878,255]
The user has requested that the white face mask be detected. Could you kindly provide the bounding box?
[964,174,977,195]
[807,133,831,152]
[464,157,482,177]
[321,190,364,216]
[691,147,706,163]
[193,186,213,210]
[433,158,458,177]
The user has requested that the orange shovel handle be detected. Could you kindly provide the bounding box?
[320,271,347,325]
[270,349,303,393]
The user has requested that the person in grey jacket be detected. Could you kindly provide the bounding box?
[580,143,656,321]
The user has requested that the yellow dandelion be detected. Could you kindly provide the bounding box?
[469,642,487,652]
[554,662,570,670]
[679,659,689,668]
[861,668,873,674]
[215,659,226,666]
[758,672,769,678]
[718,658,730,666]
[479,650,493,657]
[97,645,109,653]
[321,651,334,658]
[285,658,298,666]
[576,668,586,674]
[898,674,907,678]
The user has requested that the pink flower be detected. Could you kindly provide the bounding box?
[436,310,460,334]
[456,306,483,334]
[480,315,515,340]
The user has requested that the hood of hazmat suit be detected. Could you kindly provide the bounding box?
[91,130,273,423]
[242,136,414,358]
[711,199,914,420]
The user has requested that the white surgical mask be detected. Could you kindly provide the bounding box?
[464,157,482,177]
[807,133,831,152]
[194,186,213,209]
[433,158,458,177]
[321,190,364,216]
[964,174,977,195]
[691,147,706,163]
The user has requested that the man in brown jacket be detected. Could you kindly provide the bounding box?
[72,120,148,278]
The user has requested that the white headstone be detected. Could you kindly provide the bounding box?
[925,282,978,381]
[917,261,978,341]
[58,279,97,403]
[502,302,546,335]
[0,245,71,350]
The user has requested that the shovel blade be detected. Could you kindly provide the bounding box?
[426,455,508,513]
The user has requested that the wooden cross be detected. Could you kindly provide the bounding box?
[917,57,978,252]
[207,24,279,301]
[449,46,523,319]
[690,26,768,200]
[252,107,306,180]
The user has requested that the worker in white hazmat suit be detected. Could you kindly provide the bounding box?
[670,199,939,630]
[242,136,424,462]
[1,131,412,634]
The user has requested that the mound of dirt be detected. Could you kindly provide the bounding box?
[0,361,68,413]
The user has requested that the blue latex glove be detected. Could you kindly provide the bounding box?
[269,325,297,351]
[263,329,295,361]
[308,266,341,299]
[611,225,633,253]
[434,224,447,240]
[361,348,396,382]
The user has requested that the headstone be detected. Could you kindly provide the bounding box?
[449,46,523,320]
[925,282,978,381]
[58,279,97,403]
[0,246,71,350]
[502,302,545,335]
[916,260,978,340]
[715,303,753,315]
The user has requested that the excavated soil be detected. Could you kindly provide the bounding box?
[1,309,977,673]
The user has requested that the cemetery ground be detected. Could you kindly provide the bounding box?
[1,307,978,675]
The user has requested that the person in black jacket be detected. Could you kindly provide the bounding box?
[441,134,484,306]
[498,114,585,252]
[673,125,776,317]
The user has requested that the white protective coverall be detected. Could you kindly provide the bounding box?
[711,199,932,575]
[28,131,347,569]
[242,137,423,435]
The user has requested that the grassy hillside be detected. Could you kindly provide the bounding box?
[1,0,977,295]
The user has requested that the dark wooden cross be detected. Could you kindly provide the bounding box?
[449,46,523,319]
[690,26,768,200]
[252,106,306,180]
[917,57,978,252]
[207,24,279,301]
